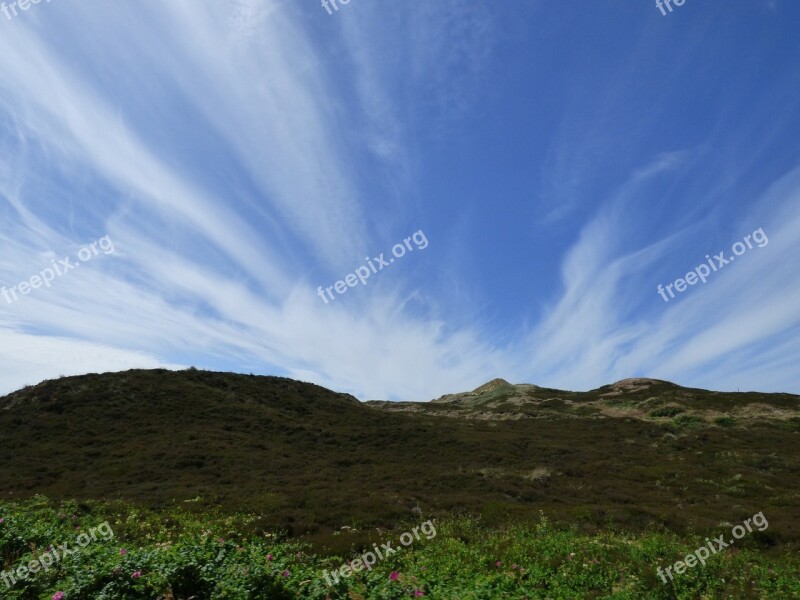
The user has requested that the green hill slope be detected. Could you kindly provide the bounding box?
[2,369,799,545]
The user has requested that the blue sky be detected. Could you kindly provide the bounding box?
[1,0,798,400]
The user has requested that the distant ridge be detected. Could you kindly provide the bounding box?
[372,377,798,422]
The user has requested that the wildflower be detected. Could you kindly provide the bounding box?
[120,549,128,555]
[282,570,290,577]
[52,593,65,600]
[267,553,274,561]
[131,571,142,579]
[389,571,400,581]
[511,564,517,570]
[414,590,425,597]
[0,518,4,524]
[217,537,224,543]
[495,561,502,567]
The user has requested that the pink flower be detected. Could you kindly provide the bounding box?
[511,564,517,569]
[131,571,142,579]
[267,553,274,561]
[120,549,128,555]
[52,593,65,600]
[282,570,290,577]
[414,591,425,597]
[495,561,502,567]
[389,571,400,581]
[0,518,4,524]
[217,537,224,543]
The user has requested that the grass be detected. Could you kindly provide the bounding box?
[1,497,798,599]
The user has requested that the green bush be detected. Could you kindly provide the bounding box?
[673,414,705,429]
[649,405,684,418]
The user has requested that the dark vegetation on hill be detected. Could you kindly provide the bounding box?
[1,369,799,551]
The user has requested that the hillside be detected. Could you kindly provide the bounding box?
[2,369,800,546]
[366,377,800,424]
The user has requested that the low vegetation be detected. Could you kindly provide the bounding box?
[1,497,798,599]
[1,370,798,597]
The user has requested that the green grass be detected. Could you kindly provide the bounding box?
[1,497,798,599]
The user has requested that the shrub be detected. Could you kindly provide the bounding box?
[673,414,705,429]
[649,405,684,418]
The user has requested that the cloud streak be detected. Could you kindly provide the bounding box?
[0,1,798,399]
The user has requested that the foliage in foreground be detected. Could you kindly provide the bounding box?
[1,497,798,599]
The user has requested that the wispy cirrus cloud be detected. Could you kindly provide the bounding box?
[0,0,506,400]
[0,0,798,400]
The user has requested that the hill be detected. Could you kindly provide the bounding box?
[2,369,799,545]
[366,376,799,423]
